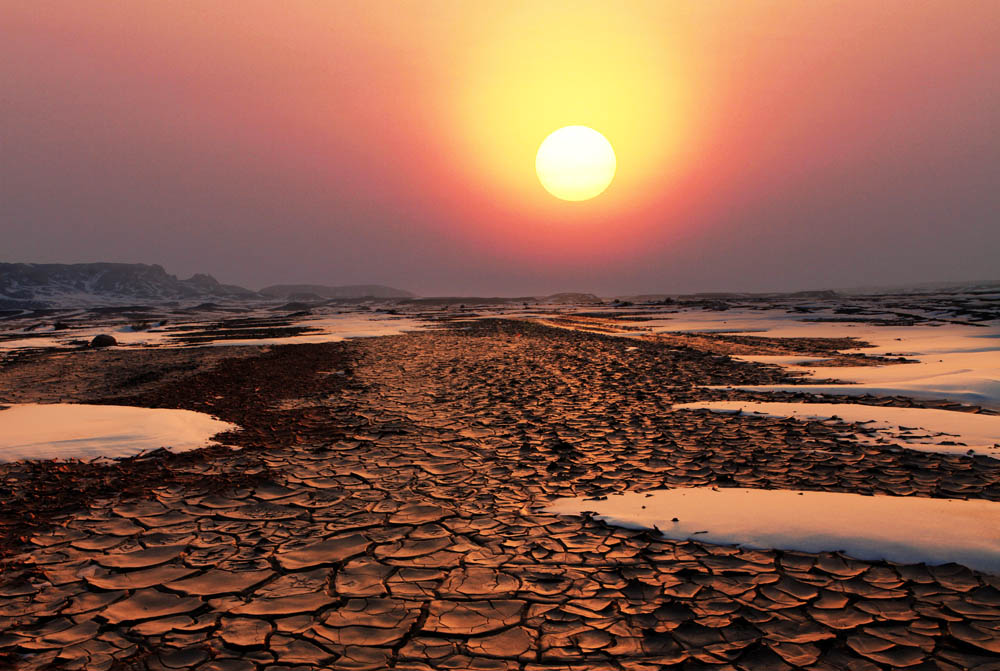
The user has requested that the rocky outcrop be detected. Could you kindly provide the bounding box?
[0,263,259,306]
[89,334,118,348]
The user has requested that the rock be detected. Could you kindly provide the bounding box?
[89,334,117,348]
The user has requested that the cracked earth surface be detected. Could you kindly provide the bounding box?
[1,320,999,670]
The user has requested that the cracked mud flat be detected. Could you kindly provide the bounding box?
[1,320,999,670]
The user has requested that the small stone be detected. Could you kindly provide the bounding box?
[89,334,117,348]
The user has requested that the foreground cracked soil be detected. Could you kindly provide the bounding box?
[1,320,999,670]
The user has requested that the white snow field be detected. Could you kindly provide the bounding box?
[0,403,238,462]
[0,311,430,350]
[630,310,1000,409]
[673,401,1000,459]
[546,487,1000,574]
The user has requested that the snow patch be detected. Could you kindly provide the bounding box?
[0,404,238,462]
[0,313,431,350]
[626,310,1000,409]
[546,487,1000,574]
[200,315,428,347]
[674,401,1000,458]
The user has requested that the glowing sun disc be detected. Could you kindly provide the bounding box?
[536,126,616,201]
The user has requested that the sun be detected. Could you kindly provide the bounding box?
[535,126,616,201]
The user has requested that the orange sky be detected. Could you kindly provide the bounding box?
[2,1,999,294]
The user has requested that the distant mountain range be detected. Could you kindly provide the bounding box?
[0,263,414,308]
[4,262,994,310]
[0,263,257,308]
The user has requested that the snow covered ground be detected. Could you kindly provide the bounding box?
[547,309,1000,573]
[542,308,998,413]
[557,307,996,410]
[0,311,431,350]
[0,403,237,462]
[546,487,1000,574]
[190,314,431,347]
[725,324,1000,410]
[660,313,1000,458]
[615,308,999,412]
[674,401,1000,458]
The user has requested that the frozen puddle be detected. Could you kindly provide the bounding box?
[674,401,1000,458]
[0,403,238,462]
[546,487,1000,574]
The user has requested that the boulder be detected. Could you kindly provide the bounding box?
[89,334,117,348]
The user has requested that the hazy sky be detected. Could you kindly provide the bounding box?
[2,1,998,296]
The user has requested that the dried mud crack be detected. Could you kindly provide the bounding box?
[1,320,998,670]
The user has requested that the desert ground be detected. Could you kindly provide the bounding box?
[0,291,998,670]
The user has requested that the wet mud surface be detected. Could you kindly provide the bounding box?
[1,320,998,670]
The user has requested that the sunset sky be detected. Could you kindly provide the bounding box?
[2,1,998,296]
